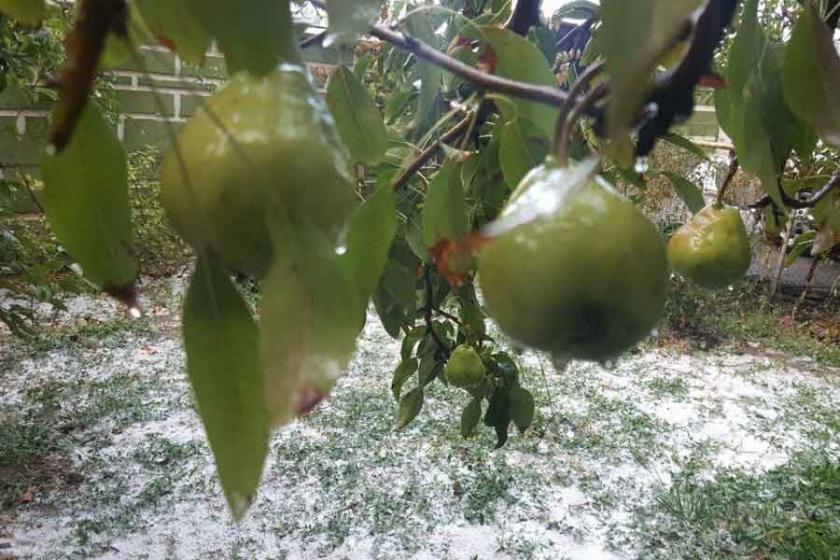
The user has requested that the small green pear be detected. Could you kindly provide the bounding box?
[668,204,752,289]
[445,345,486,388]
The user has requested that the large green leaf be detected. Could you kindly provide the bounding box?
[391,358,418,401]
[326,0,382,45]
[423,162,469,247]
[326,66,388,166]
[600,0,701,139]
[42,104,137,300]
[397,387,424,429]
[783,2,840,149]
[260,224,360,428]
[0,0,44,25]
[474,26,560,140]
[406,13,443,131]
[460,398,482,438]
[182,256,268,520]
[498,118,549,188]
[662,171,705,214]
[339,182,398,314]
[184,0,299,73]
[137,0,210,65]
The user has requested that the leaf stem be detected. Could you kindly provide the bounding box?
[715,151,738,207]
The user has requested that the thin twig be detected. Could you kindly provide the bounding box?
[554,61,604,161]
[715,151,738,207]
[391,114,472,191]
[423,264,451,359]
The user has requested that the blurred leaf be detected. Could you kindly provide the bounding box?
[260,224,360,428]
[498,118,549,188]
[339,182,397,315]
[326,0,381,45]
[0,0,44,25]
[661,133,708,161]
[326,66,388,166]
[42,104,137,300]
[423,163,469,247]
[458,284,486,339]
[183,256,268,520]
[138,0,210,64]
[509,387,535,433]
[391,358,418,400]
[783,2,840,149]
[600,0,701,139]
[460,398,482,438]
[662,171,705,214]
[185,0,298,74]
[397,387,424,429]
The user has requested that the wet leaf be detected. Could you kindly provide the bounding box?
[326,0,381,45]
[397,387,424,429]
[392,358,419,401]
[42,104,137,302]
[783,2,840,148]
[327,66,388,166]
[509,387,535,433]
[460,398,482,438]
[260,223,360,427]
[183,256,268,520]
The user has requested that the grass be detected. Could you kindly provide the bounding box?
[639,452,840,559]
[662,276,840,367]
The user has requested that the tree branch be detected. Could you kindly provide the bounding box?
[307,0,571,109]
[391,114,472,191]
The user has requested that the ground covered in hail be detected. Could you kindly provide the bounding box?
[1,277,839,560]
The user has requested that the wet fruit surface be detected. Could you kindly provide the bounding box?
[445,344,486,388]
[161,66,355,278]
[668,204,752,289]
[478,161,668,361]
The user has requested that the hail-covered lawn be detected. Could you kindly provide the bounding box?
[1,278,839,559]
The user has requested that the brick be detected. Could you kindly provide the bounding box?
[136,76,218,93]
[114,47,177,75]
[181,54,227,79]
[0,86,54,111]
[116,90,176,116]
[123,118,182,151]
[0,117,46,166]
[179,93,213,118]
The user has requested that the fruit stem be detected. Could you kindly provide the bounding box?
[715,151,738,207]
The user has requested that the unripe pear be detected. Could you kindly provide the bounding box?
[445,344,486,388]
[668,204,752,289]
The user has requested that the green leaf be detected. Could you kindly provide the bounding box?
[460,398,482,438]
[406,13,443,131]
[508,387,535,433]
[600,0,702,139]
[137,0,210,65]
[715,0,785,208]
[423,163,469,247]
[498,119,549,188]
[483,389,511,448]
[326,66,388,166]
[397,387,424,429]
[185,0,299,74]
[661,133,708,161]
[183,256,268,520]
[662,171,705,214]
[783,2,840,149]
[391,358,419,401]
[472,26,560,140]
[339,182,397,314]
[326,0,382,45]
[457,284,486,338]
[0,0,44,25]
[42,104,137,300]
[418,355,443,386]
[260,224,360,428]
